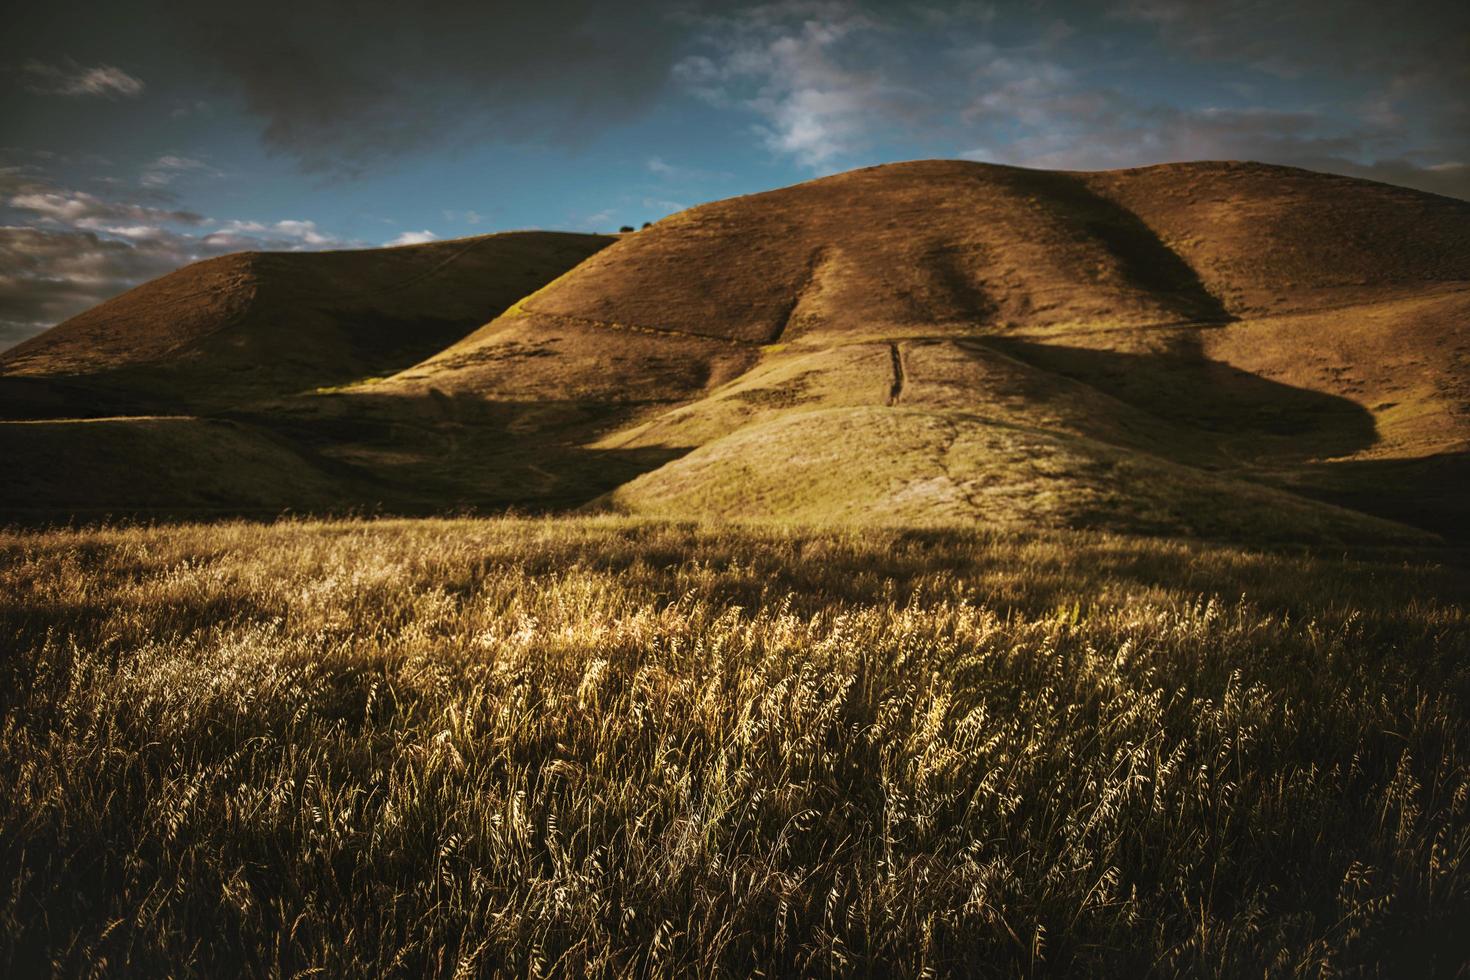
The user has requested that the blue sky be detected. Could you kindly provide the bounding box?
[3,0,1467,347]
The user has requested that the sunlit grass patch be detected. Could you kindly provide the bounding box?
[0,518,1466,977]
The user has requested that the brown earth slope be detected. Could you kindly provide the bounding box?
[0,231,614,415]
[371,160,1466,541]
[4,160,1466,540]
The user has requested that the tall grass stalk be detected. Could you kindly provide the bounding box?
[1,518,1466,976]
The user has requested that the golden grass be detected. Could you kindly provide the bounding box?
[2,517,1467,976]
[601,407,1429,544]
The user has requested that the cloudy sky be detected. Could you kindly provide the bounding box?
[3,0,1467,348]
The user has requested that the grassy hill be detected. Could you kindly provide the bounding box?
[0,231,614,414]
[3,160,1466,540]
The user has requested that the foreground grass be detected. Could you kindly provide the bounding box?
[1,519,1467,977]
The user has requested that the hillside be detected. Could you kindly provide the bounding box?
[379,160,1467,540]
[0,416,348,518]
[3,160,1467,540]
[0,231,614,415]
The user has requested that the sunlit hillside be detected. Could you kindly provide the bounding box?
[3,161,1465,540]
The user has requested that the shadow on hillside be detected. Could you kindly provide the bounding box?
[1268,452,1470,542]
[236,389,689,514]
[1004,170,1234,324]
[0,375,166,420]
[0,384,691,525]
[0,308,499,420]
[987,336,1378,462]
[316,309,489,377]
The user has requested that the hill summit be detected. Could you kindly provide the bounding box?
[3,160,1467,541]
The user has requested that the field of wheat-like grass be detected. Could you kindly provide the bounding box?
[1,518,1467,977]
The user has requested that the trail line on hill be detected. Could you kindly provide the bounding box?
[367,236,500,297]
[1010,283,1470,344]
[888,343,905,405]
[519,306,761,348]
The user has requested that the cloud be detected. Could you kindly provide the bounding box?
[204,218,345,249]
[953,45,1470,201]
[140,155,220,188]
[169,99,212,119]
[384,229,436,246]
[272,219,333,245]
[164,0,701,176]
[442,209,482,225]
[666,1,1468,197]
[20,60,145,98]
[644,156,733,187]
[0,226,200,346]
[8,189,205,229]
[675,3,911,171]
[0,174,356,347]
[577,209,616,232]
[1108,0,1470,155]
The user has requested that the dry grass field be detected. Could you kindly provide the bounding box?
[2,517,1467,977]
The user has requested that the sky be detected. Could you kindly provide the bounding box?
[3,0,1467,349]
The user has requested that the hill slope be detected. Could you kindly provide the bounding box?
[0,231,614,414]
[391,160,1467,400]
[4,160,1466,540]
[373,160,1466,540]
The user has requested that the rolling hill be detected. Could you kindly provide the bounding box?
[0,231,615,415]
[3,160,1466,541]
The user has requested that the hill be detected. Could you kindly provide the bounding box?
[380,160,1467,540]
[3,160,1467,541]
[0,231,614,415]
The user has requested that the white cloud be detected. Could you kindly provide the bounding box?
[674,4,909,171]
[207,219,342,248]
[644,155,734,185]
[274,219,333,246]
[385,229,437,246]
[217,219,268,234]
[0,175,359,345]
[642,197,687,214]
[8,189,203,228]
[21,60,145,99]
[577,209,616,232]
[140,155,220,188]
[442,209,482,225]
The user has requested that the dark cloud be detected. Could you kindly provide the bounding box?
[167,0,717,176]
[1111,0,1470,156]
[676,1,1470,198]
[0,226,179,344]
